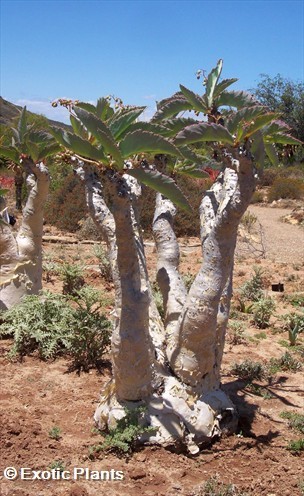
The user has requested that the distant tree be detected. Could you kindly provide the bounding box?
[251,74,304,144]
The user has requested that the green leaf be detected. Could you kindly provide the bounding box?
[74,107,123,168]
[213,78,238,98]
[118,121,170,139]
[264,134,303,145]
[264,143,279,167]
[70,115,87,138]
[26,141,40,162]
[179,85,208,113]
[152,93,192,122]
[160,117,198,137]
[0,188,9,197]
[226,106,267,135]
[120,130,183,158]
[27,130,54,144]
[96,97,110,120]
[250,131,265,168]
[50,127,108,162]
[177,166,210,178]
[205,59,223,108]
[0,146,20,163]
[241,113,280,140]
[127,168,191,212]
[174,122,234,146]
[262,120,291,135]
[76,101,97,114]
[37,142,61,161]
[109,107,146,139]
[216,90,257,108]
[18,107,27,142]
[178,145,206,164]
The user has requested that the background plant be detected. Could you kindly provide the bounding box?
[252,297,275,329]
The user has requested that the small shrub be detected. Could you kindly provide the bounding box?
[69,286,111,371]
[45,173,87,232]
[152,282,164,320]
[192,474,250,496]
[268,351,302,373]
[252,297,275,329]
[49,426,61,441]
[250,190,264,204]
[239,267,264,302]
[89,407,156,456]
[58,262,85,295]
[259,167,279,187]
[268,177,304,202]
[240,212,257,232]
[281,312,304,346]
[286,438,304,455]
[182,272,196,291]
[280,411,304,434]
[49,460,65,472]
[230,360,265,381]
[93,244,112,282]
[285,293,304,308]
[227,321,247,345]
[77,216,102,241]
[0,292,75,359]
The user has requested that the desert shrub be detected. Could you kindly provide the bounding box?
[89,407,156,456]
[252,297,275,329]
[45,173,87,232]
[93,244,112,282]
[182,272,196,291]
[151,282,165,320]
[227,321,247,345]
[68,286,111,371]
[269,351,302,373]
[240,212,257,232]
[0,292,75,359]
[77,217,102,241]
[281,312,304,345]
[239,267,264,302]
[58,262,85,295]
[250,190,264,203]
[280,411,304,434]
[277,165,304,180]
[192,474,251,495]
[230,360,265,381]
[268,177,304,202]
[259,167,279,187]
[0,289,111,370]
[287,438,304,455]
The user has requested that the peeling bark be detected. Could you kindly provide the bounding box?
[0,161,50,310]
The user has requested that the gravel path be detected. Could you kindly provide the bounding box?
[248,205,304,264]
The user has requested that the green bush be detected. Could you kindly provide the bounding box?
[58,262,85,295]
[239,267,264,302]
[268,177,304,202]
[0,288,111,370]
[230,360,265,381]
[252,297,275,329]
[281,312,304,345]
[45,173,87,232]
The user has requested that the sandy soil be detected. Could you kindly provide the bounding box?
[0,205,303,496]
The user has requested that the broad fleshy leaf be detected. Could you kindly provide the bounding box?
[226,106,268,135]
[70,115,87,138]
[118,121,170,139]
[26,141,40,162]
[250,131,265,168]
[74,107,124,167]
[17,107,27,142]
[177,165,210,178]
[264,143,279,166]
[120,130,183,158]
[216,90,258,109]
[127,168,191,212]
[160,118,198,137]
[96,97,110,120]
[213,78,238,98]
[178,145,206,164]
[27,130,54,144]
[205,59,223,108]
[152,93,192,122]
[76,101,97,114]
[37,142,61,161]
[109,107,146,139]
[0,146,20,163]
[174,122,234,146]
[241,113,280,140]
[179,85,208,113]
[264,134,303,145]
[50,127,108,162]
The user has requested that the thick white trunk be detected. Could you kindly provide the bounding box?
[0,161,49,310]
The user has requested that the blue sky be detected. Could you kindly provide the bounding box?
[1,0,303,123]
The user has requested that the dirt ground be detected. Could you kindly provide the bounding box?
[0,204,303,496]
